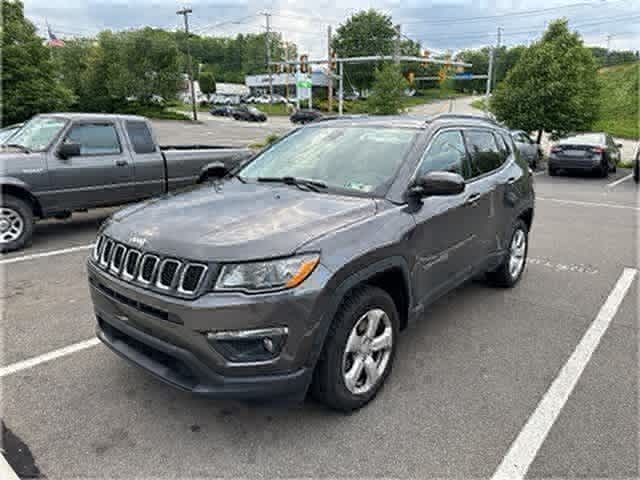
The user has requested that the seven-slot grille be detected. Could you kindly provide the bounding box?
[92,235,209,297]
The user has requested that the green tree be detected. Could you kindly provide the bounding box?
[367,63,408,114]
[491,19,599,142]
[199,71,216,95]
[332,10,397,93]
[1,0,73,125]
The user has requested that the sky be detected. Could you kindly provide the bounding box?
[25,0,640,58]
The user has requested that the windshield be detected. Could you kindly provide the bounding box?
[0,127,20,144]
[560,133,605,145]
[239,126,418,194]
[8,117,67,151]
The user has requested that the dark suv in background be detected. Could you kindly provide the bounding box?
[88,114,535,411]
[548,132,621,177]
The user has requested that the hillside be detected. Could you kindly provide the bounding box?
[594,62,639,139]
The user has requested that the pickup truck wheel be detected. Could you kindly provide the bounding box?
[486,219,528,288]
[311,286,398,412]
[0,195,33,252]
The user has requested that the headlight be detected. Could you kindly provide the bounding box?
[214,254,320,293]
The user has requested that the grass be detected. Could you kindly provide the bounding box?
[594,62,639,139]
[249,133,280,149]
[471,98,487,110]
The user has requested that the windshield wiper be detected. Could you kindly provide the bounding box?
[257,176,328,192]
[5,144,31,153]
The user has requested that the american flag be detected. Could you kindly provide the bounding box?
[46,22,65,47]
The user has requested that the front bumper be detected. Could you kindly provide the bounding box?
[88,260,332,399]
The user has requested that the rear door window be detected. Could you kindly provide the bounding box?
[464,129,504,177]
[126,121,156,154]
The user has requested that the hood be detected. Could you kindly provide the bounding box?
[104,180,376,261]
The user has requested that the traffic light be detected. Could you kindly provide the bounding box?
[299,54,308,73]
[421,49,430,68]
[330,50,337,71]
[438,67,447,84]
[405,71,415,85]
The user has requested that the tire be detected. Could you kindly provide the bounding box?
[548,166,557,176]
[0,194,34,253]
[600,158,609,178]
[633,159,639,183]
[486,219,529,288]
[311,286,399,412]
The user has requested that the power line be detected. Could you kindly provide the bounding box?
[402,0,630,25]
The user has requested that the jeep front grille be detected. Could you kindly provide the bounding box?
[92,235,211,298]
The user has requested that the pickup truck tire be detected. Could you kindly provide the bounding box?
[486,219,528,288]
[0,195,33,252]
[311,286,399,412]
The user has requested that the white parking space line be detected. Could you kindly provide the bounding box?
[491,267,638,480]
[0,244,94,266]
[0,454,20,480]
[538,197,639,211]
[0,338,100,378]
[606,173,633,188]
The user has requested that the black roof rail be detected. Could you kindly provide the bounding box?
[313,114,369,123]
[428,113,502,126]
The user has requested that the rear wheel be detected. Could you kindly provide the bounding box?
[634,157,639,183]
[548,165,557,176]
[311,286,399,412]
[486,219,528,288]
[599,158,609,177]
[0,195,34,252]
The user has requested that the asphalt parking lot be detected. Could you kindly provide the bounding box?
[1,111,638,479]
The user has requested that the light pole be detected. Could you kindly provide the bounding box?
[177,7,197,121]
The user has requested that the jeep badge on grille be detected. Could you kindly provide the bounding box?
[129,236,148,248]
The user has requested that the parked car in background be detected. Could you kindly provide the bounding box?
[210,105,234,117]
[548,132,621,177]
[88,114,534,411]
[233,105,267,122]
[0,114,253,252]
[290,109,323,125]
[511,130,541,169]
[0,123,23,145]
[634,145,639,183]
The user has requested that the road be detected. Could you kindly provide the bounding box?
[2,100,638,479]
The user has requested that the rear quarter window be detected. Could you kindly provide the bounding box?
[126,121,156,154]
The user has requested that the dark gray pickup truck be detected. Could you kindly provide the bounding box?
[0,113,253,251]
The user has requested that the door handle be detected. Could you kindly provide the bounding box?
[116,159,128,167]
[465,192,481,206]
[507,176,517,185]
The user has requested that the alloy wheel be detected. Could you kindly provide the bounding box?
[0,207,24,244]
[342,308,393,395]
[509,228,527,279]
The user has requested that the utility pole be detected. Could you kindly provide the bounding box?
[606,34,612,65]
[338,61,344,116]
[493,26,502,90]
[485,47,494,116]
[262,12,273,103]
[394,24,401,64]
[177,7,197,121]
[327,25,333,113]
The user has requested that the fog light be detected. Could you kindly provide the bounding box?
[205,327,288,363]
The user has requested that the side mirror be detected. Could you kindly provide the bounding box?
[58,141,81,159]
[201,161,229,181]
[408,171,466,199]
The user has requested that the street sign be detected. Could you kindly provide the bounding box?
[296,74,312,89]
[455,72,473,79]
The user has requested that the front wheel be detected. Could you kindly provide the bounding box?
[311,286,399,412]
[486,219,529,288]
[0,195,34,253]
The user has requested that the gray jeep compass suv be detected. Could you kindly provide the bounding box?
[88,114,535,411]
